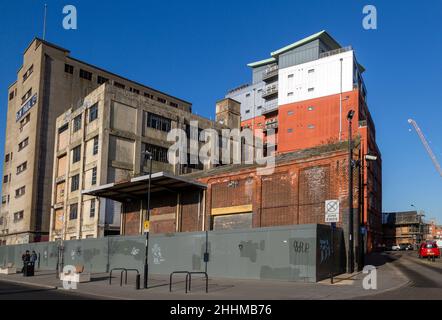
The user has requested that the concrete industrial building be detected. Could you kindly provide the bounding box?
[0,38,207,244]
[225,30,382,251]
[49,84,238,241]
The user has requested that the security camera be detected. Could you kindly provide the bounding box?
[365,154,377,161]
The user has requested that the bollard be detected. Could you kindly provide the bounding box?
[136,274,141,290]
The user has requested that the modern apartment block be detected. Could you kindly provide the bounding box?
[225,31,382,251]
[49,84,237,241]
[0,38,200,245]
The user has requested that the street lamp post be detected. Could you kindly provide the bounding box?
[347,110,355,274]
[142,150,153,289]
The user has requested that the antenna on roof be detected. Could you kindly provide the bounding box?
[42,4,48,40]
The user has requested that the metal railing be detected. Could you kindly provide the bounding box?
[262,65,279,80]
[262,84,278,98]
[319,46,353,59]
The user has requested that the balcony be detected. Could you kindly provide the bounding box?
[265,119,278,130]
[262,99,278,115]
[262,83,278,99]
[262,65,279,82]
[319,46,353,59]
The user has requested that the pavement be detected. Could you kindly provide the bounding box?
[0,252,413,300]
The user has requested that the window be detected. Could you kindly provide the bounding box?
[9,91,14,101]
[20,114,31,130]
[21,88,32,104]
[58,123,68,134]
[15,186,25,198]
[114,82,125,89]
[91,167,97,185]
[16,162,27,175]
[245,110,250,114]
[129,87,140,94]
[308,124,315,129]
[13,211,24,222]
[23,65,33,82]
[89,103,98,122]
[73,115,82,132]
[90,199,96,218]
[144,144,169,163]
[93,136,99,155]
[18,137,29,151]
[169,102,178,108]
[1,195,8,204]
[79,69,92,80]
[0,217,3,225]
[72,146,81,163]
[308,106,315,111]
[147,113,171,132]
[5,154,10,163]
[308,69,315,73]
[144,92,154,99]
[287,92,294,97]
[308,87,315,92]
[288,110,294,115]
[3,175,8,184]
[288,74,294,78]
[157,97,167,104]
[71,175,80,192]
[287,128,293,133]
[246,93,251,97]
[69,203,78,220]
[65,64,74,74]
[97,76,108,84]
[257,106,262,110]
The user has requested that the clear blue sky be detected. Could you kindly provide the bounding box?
[0,0,441,222]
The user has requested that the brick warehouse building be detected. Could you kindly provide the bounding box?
[84,141,369,269]
[226,31,382,252]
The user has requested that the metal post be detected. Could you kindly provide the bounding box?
[330,223,335,284]
[348,111,354,274]
[143,152,152,289]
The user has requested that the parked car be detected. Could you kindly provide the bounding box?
[418,241,441,261]
[391,244,401,251]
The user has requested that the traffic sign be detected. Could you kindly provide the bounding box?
[325,200,340,223]
[144,220,150,232]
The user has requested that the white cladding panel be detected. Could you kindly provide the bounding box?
[278,51,355,106]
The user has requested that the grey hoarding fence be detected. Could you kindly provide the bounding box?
[0,224,345,282]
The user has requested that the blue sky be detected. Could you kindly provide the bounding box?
[0,0,441,222]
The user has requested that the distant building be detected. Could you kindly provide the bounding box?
[382,211,425,245]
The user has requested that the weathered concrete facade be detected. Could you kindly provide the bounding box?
[0,38,195,245]
[49,84,235,240]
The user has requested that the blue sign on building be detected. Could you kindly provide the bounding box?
[16,93,37,122]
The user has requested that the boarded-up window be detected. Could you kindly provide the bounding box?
[56,182,65,204]
[211,179,253,209]
[58,125,69,151]
[111,101,137,133]
[108,135,134,164]
[57,155,67,177]
[298,165,330,224]
[213,212,253,231]
[261,172,297,226]
[54,209,64,230]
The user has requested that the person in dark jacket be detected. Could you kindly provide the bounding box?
[21,250,30,273]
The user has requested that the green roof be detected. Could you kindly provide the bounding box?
[271,30,341,57]
[247,57,276,68]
